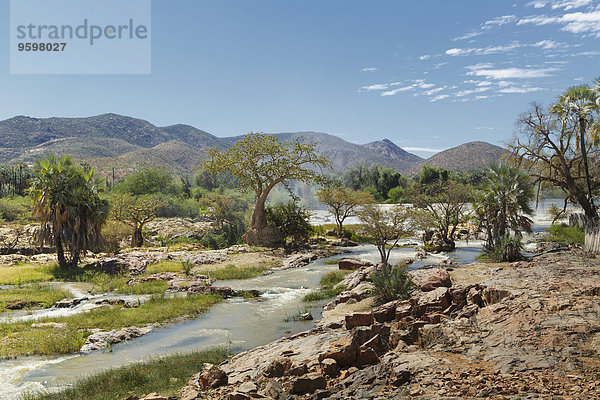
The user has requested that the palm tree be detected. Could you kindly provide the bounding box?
[475,163,534,258]
[551,85,599,221]
[29,155,109,268]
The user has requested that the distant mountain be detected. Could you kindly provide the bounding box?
[0,114,424,177]
[362,139,423,173]
[224,132,424,173]
[409,141,507,174]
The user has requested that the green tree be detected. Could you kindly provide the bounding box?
[474,163,534,260]
[200,191,249,247]
[419,165,449,185]
[265,201,313,244]
[512,84,600,223]
[316,186,375,237]
[550,85,599,219]
[202,133,331,246]
[30,155,109,268]
[409,181,472,252]
[111,194,162,247]
[115,167,178,196]
[358,205,415,265]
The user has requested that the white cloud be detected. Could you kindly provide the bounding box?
[430,94,450,102]
[572,50,600,56]
[403,146,445,153]
[498,86,545,93]
[419,55,431,60]
[361,84,388,91]
[475,126,495,130]
[423,87,445,96]
[453,31,484,41]
[433,62,448,69]
[519,11,600,37]
[446,47,473,56]
[455,87,491,97]
[361,67,378,72]
[446,42,522,56]
[465,64,559,79]
[482,15,517,28]
[533,39,565,48]
[527,0,592,10]
[381,86,414,96]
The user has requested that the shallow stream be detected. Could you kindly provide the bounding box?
[0,240,483,399]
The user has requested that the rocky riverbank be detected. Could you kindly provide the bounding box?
[165,248,600,400]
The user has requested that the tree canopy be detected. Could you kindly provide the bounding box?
[316,186,375,237]
[30,155,109,268]
[474,163,534,260]
[358,205,415,265]
[202,133,331,246]
[511,82,600,222]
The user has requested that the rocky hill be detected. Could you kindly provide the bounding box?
[409,141,507,174]
[0,114,424,176]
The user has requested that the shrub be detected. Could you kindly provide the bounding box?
[546,224,584,245]
[487,234,524,262]
[181,260,194,276]
[0,197,28,222]
[115,167,179,196]
[152,194,199,218]
[303,270,350,302]
[102,220,130,254]
[370,263,414,304]
[265,201,313,244]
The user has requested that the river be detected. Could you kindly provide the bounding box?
[0,200,568,399]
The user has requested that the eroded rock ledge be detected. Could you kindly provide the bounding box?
[173,249,600,399]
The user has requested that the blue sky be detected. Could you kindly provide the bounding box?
[1,0,599,158]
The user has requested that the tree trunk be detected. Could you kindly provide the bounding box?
[243,192,282,247]
[54,229,67,268]
[579,118,597,220]
[131,226,144,247]
[377,240,388,265]
[336,220,344,237]
[249,192,269,230]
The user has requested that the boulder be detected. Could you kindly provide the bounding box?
[358,347,380,366]
[417,287,451,313]
[373,300,399,323]
[54,297,88,308]
[237,381,257,394]
[263,356,292,378]
[196,363,228,390]
[86,251,168,276]
[227,393,250,400]
[345,312,374,329]
[320,358,340,377]
[415,268,452,292]
[291,373,327,394]
[319,337,358,368]
[339,259,373,270]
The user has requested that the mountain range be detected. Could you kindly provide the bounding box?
[0,113,506,177]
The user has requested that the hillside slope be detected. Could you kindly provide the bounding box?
[0,114,424,176]
[409,141,507,173]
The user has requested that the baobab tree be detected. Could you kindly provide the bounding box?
[202,133,331,246]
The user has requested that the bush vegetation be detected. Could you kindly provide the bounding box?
[0,284,71,312]
[303,270,351,302]
[370,263,414,304]
[546,224,585,245]
[24,348,230,400]
[199,264,270,280]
